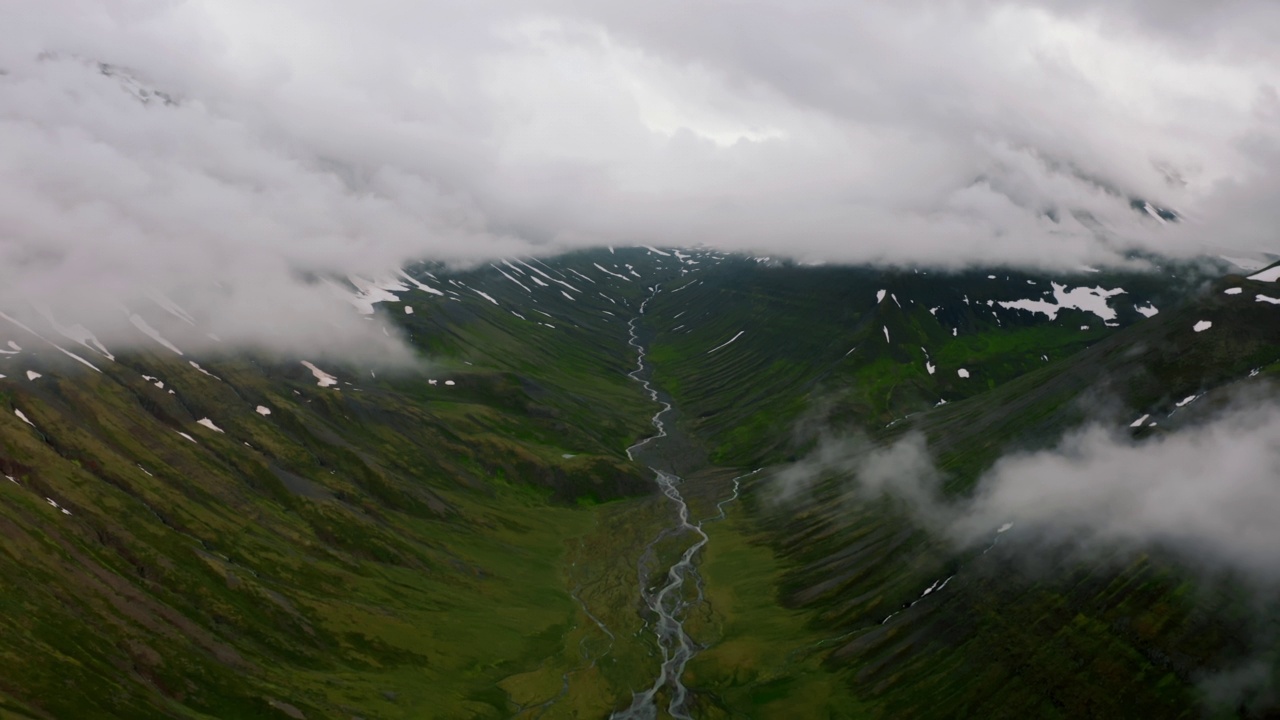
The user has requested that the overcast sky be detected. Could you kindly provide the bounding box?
[2,1,1278,353]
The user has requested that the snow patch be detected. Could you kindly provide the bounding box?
[1257,294,1280,305]
[14,409,34,427]
[471,289,499,306]
[707,331,745,354]
[255,406,271,416]
[346,275,407,314]
[1193,320,1213,332]
[876,289,886,303]
[1224,287,1244,295]
[396,270,445,296]
[188,361,220,379]
[197,418,225,433]
[1247,265,1280,283]
[129,314,183,354]
[176,431,197,443]
[957,368,970,378]
[882,326,890,343]
[593,263,630,281]
[1130,414,1150,428]
[301,361,338,387]
[998,283,1126,321]
[1135,303,1159,317]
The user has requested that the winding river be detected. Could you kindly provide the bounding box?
[610,287,755,720]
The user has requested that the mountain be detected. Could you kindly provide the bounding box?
[0,247,1277,718]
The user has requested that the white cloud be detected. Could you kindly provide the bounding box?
[1,1,1277,355]
[791,401,1280,582]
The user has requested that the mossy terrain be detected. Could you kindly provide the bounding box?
[0,248,1274,718]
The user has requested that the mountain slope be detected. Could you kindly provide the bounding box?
[0,248,1275,718]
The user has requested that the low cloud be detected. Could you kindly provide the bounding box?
[780,400,1280,581]
[2,2,1278,356]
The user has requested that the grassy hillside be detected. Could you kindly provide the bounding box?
[0,248,1273,718]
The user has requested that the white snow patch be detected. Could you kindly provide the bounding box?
[444,380,455,386]
[1193,320,1213,332]
[561,290,575,301]
[176,431,197,443]
[14,409,34,427]
[256,406,271,416]
[404,306,414,314]
[997,522,1014,533]
[957,368,970,378]
[642,246,671,256]
[1143,202,1168,224]
[1175,395,1198,408]
[998,283,1125,321]
[189,361,221,380]
[146,290,197,325]
[707,331,745,354]
[301,361,338,387]
[346,275,408,314]
[35,306,114,360]
[876,289,886,303]
[25,370,42,381]
[1247,265,1280,283]
[129,314,183,354]
[1130,414,1150,428]
[568,269,596,284]
[926,361,936,375]
[592,263,630,282]
[882,326,890,343]
[1224,287,1244,295]
[1081,325,1090,331]
[1257,294,1280,305]
[471,289,499,306]
[196,418,225,433]
[396,270,445,296]
[1135,303,1159,317]
[493,265,531,292]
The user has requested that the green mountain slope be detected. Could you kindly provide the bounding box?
[0,248,1275,718]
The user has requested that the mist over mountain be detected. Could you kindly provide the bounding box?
[2,3,1280,719]
[3,2,1279,357]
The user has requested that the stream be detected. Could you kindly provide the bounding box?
[610,286,725,720]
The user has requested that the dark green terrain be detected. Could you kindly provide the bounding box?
[0,247,1276,718]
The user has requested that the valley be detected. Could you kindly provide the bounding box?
[0,247,1276,718]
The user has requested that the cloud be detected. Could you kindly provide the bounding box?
[1,2,1277,355]
[784,400,1280,582]
[952,402,1280,578]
